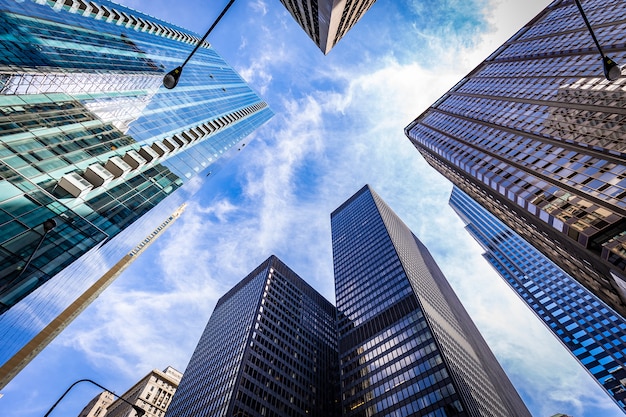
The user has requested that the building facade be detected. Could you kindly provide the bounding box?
[449,186,626,413]
[331,185,531,417]
[78,391,116,417]
[0,0,272,376]
[88,366,183,417]
[278,0,376,54]
[166,255,340,417]
[404,0,626,317]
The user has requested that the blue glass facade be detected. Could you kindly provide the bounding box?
[167,256,340,417]
[0,0,272,372]
[331,185,531,417]
[449,186,626,412]
[405,0,626,318]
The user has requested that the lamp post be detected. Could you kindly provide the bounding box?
[44,379,145,417]
[574,0,622,81]
[163,0,236,89]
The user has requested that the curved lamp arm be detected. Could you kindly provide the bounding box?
[44,379,145,417]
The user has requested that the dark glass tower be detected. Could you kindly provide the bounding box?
[166,255,340,417]
[331,185,531,417]
[404,0,626,317]
[0,0,272,376]
[449,186,626,413]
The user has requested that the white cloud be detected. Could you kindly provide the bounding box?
[239,35,248,50]
[236,22,290,95]
[243,97,326,243]
[237,54,275,95]
[248,0,268,16]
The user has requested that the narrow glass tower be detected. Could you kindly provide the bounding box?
[449,186,626,412]
[331,185,531,417]
[166,256,340,417]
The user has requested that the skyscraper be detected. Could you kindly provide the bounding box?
[331,185,531,417]
[449,185,626,413]
[405,0,626,317]
[278,0,377,54]
[0,0,271,378]
[166,255,340,417]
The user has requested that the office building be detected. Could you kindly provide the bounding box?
[78,391,115,417]
[331,185,531,417]
[0,205,186,389]
[449,186,626,412]
[0,0,272,377]
[106,366,183,417]
[166,255,340,417]
[79,366,182,417]
[405,0,626,318]
[278,0,377,54]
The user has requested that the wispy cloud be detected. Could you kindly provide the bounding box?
[236,43,282,95]
[248,0,268,16]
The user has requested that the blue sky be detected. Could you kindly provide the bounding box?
[1,0,624,416]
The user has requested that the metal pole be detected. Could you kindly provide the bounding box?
[572,0,621,81]
[43,379,145,417]
[573,0,606,58]
[181,0,236,68]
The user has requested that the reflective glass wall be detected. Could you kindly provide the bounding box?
[0,0,272,370]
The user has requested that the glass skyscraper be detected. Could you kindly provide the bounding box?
[331,185,531,417]
[404,0,626,318]
[0,0,272,376]
[449,185,626,413]
[166,255,340,417]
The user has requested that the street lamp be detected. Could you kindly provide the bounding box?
[44,379,145,417]
[163,0,236,89]
[574,0,622,81]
